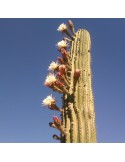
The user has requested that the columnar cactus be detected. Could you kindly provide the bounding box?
[42,20,97,143]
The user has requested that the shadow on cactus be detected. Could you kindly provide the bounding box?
[42,20,97,143]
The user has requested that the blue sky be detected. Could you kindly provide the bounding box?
[0,18,125,143]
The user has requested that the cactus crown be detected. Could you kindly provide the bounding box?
[42,20,96,143]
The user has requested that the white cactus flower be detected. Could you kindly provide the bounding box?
[48,61,59,71]
[42,94,56,107]
[56,40,68,49]
[57,23,67,32]
[44,73,57,86]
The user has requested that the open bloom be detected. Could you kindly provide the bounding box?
[57,22,74,40]
[57,23,67,32]
[42,94,56,107]
[56,40,68,50]
[42,95,62,111]
[48,61,59,72]
[44,73,57,87]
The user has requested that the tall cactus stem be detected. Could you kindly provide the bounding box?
[61,29,96,142]
[43,21,97,143]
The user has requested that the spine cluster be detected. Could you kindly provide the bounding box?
[42,20,96,143]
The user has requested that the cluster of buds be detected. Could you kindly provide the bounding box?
[44,48,71,94]
[57,72,70,88]
[60,48,71,67]
[49,116,66,136]
[42,20,76,141]
[57,47,71,71]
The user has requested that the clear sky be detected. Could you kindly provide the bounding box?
[0,18,125,143]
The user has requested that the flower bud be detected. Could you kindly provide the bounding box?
[68,20,74,29]
[42,94,56,107]
[74,69,81,79]
[55,81,64,88]
[68,20,76,36]
[58,57,65,64]
[59,64,66,73]
[49,122,56,128]
[53,116,61,126]
[53,134,60,140]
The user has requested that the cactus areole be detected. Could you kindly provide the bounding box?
[42,20,97,143]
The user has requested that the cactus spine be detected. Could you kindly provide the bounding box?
[42,20,96,143]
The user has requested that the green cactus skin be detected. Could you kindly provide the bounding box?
[61,29,97,143]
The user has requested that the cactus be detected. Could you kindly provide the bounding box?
[42,20,96,143]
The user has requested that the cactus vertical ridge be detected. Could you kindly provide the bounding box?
[70,104,77,142]
[64,95,70,143]
[72,31,81,142]
[76,30,84,142]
